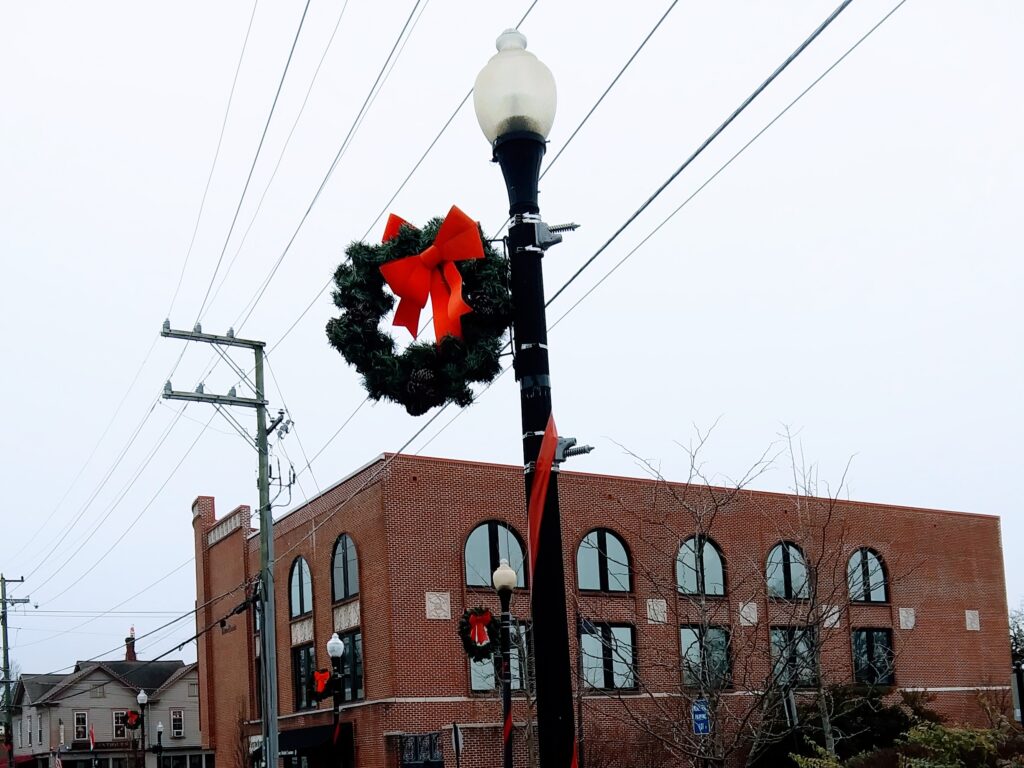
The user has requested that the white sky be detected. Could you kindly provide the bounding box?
[1,1,1021,675]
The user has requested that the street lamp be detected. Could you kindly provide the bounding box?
[1014,661,1024,726]
[152,723,164,768]
[475,29,574,768]
[492,559,518,768]
[326,633,346,745]
[136,690,148,768]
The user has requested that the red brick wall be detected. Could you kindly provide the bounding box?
[194,454,1011,768]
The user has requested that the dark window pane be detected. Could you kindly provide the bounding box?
[580,632,604,688]
[604,532,630,592]
[788,546,809,598]
[470,658,495,691]
[190,756,203,768]
[292,644,315,709]
[577,532,601,590]
[465,525,491,586]
[495,524,526,588]
[866,552,886,602]
[848,551,865,600]
[766,545,787,597]
[702,540,725,596]
[677,538,699,594]
[346,537,359,597]
[680,628,701,686]
[610,626,636,688]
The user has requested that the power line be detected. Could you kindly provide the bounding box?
[201,0,354,318]
[415,0,909,454]
[546,0,855,309]
[167,0,261,318]
[229,0,429,335]
[36,410,217,604]
[193,0,315,322]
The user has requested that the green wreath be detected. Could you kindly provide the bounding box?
[458,607,501,662]
[325,215,512,416]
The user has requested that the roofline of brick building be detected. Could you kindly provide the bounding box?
[208,451,999,536]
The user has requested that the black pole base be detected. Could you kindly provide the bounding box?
[493,131,546,215]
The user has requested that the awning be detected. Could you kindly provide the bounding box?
[14,756,36,766]
[250,725,336,758]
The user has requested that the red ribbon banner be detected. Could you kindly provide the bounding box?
[467,609,493,645]
[379,205,485,343]
[527,415,559,584]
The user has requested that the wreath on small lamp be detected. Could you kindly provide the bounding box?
[325,207,512,417]
[458,607,500,661]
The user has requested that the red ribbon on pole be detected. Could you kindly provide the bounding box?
[467,609,494,645]
[379,205,485,343]
[527,415,559,584]
[313,670,330,696]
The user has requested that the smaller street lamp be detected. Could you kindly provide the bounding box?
[152,723,164,768]
[326,633,346,744]
[136,690,148,768]
[492,558,518,768]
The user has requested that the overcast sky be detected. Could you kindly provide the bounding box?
[1,1,1020,675]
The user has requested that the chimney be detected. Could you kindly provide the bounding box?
[125,626,137,662]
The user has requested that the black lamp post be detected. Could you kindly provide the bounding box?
[493,558,518,768]
[474,30,575,768]
[152,723,163,768]
[326,633,346,748]
[136,690,148,768]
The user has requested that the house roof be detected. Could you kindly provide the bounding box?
[20,674,65,704]
[35,660,185,705]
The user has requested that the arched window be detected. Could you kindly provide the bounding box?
[465,521,526,588]
[848,548,887,602]
[766,542,809,599]
[676,536,726,596]
[332,534,359,602]
[289,557,313,618]
[577,529,631,592]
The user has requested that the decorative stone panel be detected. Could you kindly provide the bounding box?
[739,601,758,627]
[965,610,980,631]
[290,617,314,645]
[821,604,841,628]
[426,592,452,620]
[334,600,361,632]
[899,608,916,630]
[646,599,667,624]
[207,514,241,546]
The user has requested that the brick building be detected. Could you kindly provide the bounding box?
[191,453,1011,768]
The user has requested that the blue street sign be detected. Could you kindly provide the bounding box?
[692,699,711,735]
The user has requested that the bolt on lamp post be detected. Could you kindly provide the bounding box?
[326,633,346,746]
[474,30,575,768]
[492,558,518,768]
[136,690,148,768]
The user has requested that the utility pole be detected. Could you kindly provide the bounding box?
[160,323,281,768]
[2,575,30,768]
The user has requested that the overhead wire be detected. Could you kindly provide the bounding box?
[201,0,354,317]
[415,0,909,452]
[193,0,315,322]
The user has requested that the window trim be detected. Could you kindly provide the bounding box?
[577,528,633,593]
[770,625,818,688]
[74,711,88,741]
[335,629,365,703]
[170,709,184,739]
[291,643,316,711]
[580,621,638,691]
[331,533,360,603]
[288,557,314,619]
[677,535,727,597]
[113,710,128,740]
[679,624,732,689]
[848,547,888,603]
[767,541,810,600]
[465,520,527,589]
[851,627,895,686]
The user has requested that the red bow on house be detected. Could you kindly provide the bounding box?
[378,206,485,343]
[467,609,493,645]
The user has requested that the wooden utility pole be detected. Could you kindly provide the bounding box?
[160,323,281,768]
[2,575,29,768]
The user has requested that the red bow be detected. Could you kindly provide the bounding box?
[468,609,493,645]
[313,670,331,695]
[378,205,484,342]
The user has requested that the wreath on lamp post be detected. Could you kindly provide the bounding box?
[325,206,512,417]
[458,607,501,662]
[125,711,141,730]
